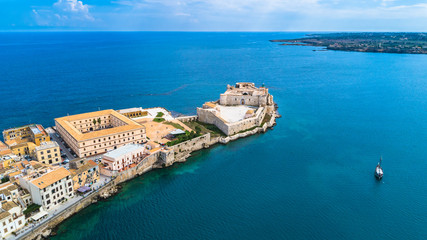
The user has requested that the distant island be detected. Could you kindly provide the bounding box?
[270,32,427,54]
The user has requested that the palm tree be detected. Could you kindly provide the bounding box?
[97,118,101,129]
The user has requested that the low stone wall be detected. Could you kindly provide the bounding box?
[176,115,198,122]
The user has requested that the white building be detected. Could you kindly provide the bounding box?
[101,144,147,174]
[0,201,25,238]
[19,167,74,211]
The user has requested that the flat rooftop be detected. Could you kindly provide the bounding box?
[55,109,144,141]
[104,144,145,159]
[216,105,257,123]
[35,141,59,151]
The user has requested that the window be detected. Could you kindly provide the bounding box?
[47,150,51,153]
[40,151,43,155]
[47,200,51,204]
[69,187,73,192]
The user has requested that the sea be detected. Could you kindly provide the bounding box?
[0,32,426,240]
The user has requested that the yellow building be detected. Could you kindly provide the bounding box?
[0,141,11,157]
[34,141,61,165]
[69,158,99,191]
[10,142,36,157]
[55,109,146,158]
[117,107,148,119]
[2,124,50,147]
[1,156,14,169]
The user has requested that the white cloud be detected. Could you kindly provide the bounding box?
[33,0,94,26]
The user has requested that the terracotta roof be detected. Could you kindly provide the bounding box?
[9,171,21,178]
[6,185,18,191]
[2,201,18,211]
[70,160,98,176]
[204,102,217,108]
[55,109,145,141]
[31,167,71,189]
[0,211,10,220]
[0,189,10,196]
[0,182,13,190]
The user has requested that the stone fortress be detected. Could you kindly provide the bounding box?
[197,83,276,136]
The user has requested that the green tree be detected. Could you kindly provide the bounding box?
[195,126,202,134]
[97,118,101,128]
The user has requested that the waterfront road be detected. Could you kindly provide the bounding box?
[46,127,75,161]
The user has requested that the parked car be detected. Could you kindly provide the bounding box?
[62,159,69,164]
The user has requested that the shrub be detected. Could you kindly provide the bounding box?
[1,176,9,183]
[156,112,164,118]
[153,118,165,123]
[24,204,41,215]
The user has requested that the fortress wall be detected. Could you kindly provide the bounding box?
[220,94,263,106]
[171,133,211,160]
[225,107,266,135]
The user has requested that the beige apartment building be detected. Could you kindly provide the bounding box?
[34,141,61,165]
[55,109,146,158]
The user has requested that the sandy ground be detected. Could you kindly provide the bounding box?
[136,118,191,144]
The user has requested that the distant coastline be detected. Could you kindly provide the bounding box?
[271,32,427,54]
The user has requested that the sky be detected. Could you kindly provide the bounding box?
[2,0,427,31]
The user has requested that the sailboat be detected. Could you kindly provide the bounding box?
[375,156,384,180]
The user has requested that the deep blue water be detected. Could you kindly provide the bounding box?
[0,32,426,240]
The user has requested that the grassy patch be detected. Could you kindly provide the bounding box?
[153,118,165,123]
[166,131,201,146]
[261,114,272,126]
[156,112,164,118]
[183,121,226,137]
[163,121,184,130]
[24,204,41,216]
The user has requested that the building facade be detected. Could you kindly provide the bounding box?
[10,142,36,157]
[101,144,147,174]
[69,158,99,191]
[19,167,74,210]
[34,141,61,165]
[219,83,274,107]
[0,201,25,238]
[55,109,147,158]
[2,124,50,147]
[117,107,148,119]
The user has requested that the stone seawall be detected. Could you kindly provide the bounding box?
[21,113,277,240]
[171,133,211,162]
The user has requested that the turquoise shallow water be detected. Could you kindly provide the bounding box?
[0,32,426,239]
